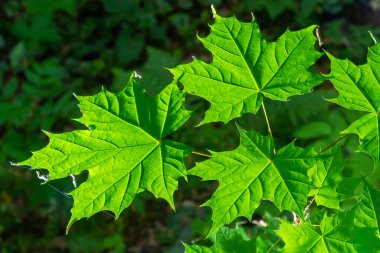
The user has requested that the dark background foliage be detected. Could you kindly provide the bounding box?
[1,0,380,252]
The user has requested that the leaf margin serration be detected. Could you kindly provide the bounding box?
[17,74,193,232]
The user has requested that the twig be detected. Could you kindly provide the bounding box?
[316,26,323,48]
[301,134,350,216]
[319,134,349,154]
[369,31,378,44]
[303,196,316,217]
[266,237,282,253]
[192,150,212,158]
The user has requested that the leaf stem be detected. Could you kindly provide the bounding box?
[319,134,349,154]
[192,150,212,158]
[304,196,316,216]
[262,101,276,153]
[266,237,282,253]
[369,31,378,44]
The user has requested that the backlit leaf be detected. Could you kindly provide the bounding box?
[327,43,380,169]
[19,75,192,230]
[190,126,318,235]
[308,149,346,209]
[277,195,380,253]
[170,8,324,125]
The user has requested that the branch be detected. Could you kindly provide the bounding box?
[192,150,212,158]
[266,237,282,253]
[319,134,349,154]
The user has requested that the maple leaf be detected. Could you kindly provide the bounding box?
[355,186,380,236]
[190,126,318,235]
[170,8,324,125]
[327,43,380,169]
[18,75,192,230]
[308,149,347,209]
[276,194,380,253]
[184,226,256,253]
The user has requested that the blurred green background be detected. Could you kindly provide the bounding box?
[1,0,380,252]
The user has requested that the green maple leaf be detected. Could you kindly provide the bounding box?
[18,75,192,230]
[308,149,347,209]
[327,43,380,169]
[355,186,380,236]
[190,126,318,235]
[276,197,380,253]
[170,8,324,125]
[184,226,256,253]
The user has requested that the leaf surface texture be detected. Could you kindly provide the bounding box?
[277,192,380,253]
[328,43,380,168]
[171,11,324,124]
[190,127,318,235]
[20,76,192,228]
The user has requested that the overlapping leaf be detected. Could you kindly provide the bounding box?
[170,8,324,125]
[18,75,192,230]
[184,226,255,253]
[327,43,380,169]
[308,149,346,209]
[276,192,380,253]
[355,186,380,236]
[190,126,318,235]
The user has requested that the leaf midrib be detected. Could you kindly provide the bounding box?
[220,18,260,91]
[261,31,310,91]
[82,98,159,142]
[211,161,272,232]
[75,142,160,213]
[182,70,258,94]
[51,141,157,155]
[335,62,377,112]
[241,132,307,216]
[366,187,380,231]
[368,62,380,112]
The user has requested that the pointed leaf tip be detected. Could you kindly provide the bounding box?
[133,71,142,78]
[211,4,216,18]
[328,42,380,168]
[171,13,324,124]
[192,128,316,234]
[21,74,192,227]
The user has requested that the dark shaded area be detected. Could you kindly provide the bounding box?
[1,0,379,252]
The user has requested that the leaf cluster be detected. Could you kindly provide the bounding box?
[16,5,380,253]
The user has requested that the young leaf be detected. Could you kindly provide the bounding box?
[327,43,380,169]
[190,126,318,235]
[18,75,192,230]
[184,226,256,253]
[308,149,346,209]
[276,201,380,252]
[170,9,324,125]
